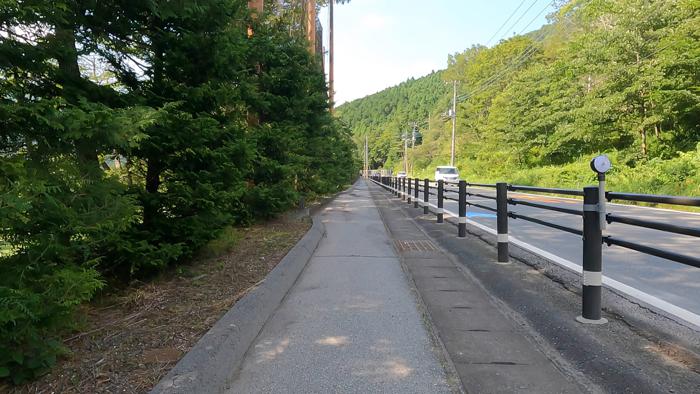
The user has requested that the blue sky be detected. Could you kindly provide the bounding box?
[318,0,556,104]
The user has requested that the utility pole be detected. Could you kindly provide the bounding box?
[403,132,408,173]
[246,0,264,37]
[411,122,417,148]
[364,134,368,178]
[305,0,317,55]
[328,0,334,111]
[450,80,457,167]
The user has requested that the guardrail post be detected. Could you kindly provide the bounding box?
[437,180,444,223]
[458,180,467,237]
[407,178,412,204]
[577,186,607,325]
[414,178,419,208]
[401,178,405,200]
[423,179,429,214]
[496,182,509,263]
[393,177,398,197]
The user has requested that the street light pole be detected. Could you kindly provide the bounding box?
[450,80,457,167]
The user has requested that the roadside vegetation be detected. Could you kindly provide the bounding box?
[2,216,311,393]
[0,0,356,383]
[338,0,699,198]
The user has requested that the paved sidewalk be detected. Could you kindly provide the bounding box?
[227,180,453,393]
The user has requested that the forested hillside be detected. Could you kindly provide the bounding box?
[339,0,699,196]
[0,0,356,382]
[337,71,450,169]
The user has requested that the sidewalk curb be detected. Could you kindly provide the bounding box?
[151,216,326,394]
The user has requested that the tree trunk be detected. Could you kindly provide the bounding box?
[55,21,100,175]
[143,160,161,228]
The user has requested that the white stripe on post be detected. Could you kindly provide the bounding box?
[583,271,603,286]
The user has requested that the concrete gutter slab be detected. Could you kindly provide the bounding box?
[369,181,587,393]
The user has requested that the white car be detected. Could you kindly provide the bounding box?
[434,166,459,182]
[396,171,407,178]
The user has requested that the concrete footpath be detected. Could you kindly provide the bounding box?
[227,180,455,393]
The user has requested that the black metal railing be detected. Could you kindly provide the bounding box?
[368,174,699,325]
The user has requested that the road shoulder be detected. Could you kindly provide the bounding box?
[369,182,590,393]
[369,180,700,393]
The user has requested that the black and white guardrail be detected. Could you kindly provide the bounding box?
[368,175,700,328]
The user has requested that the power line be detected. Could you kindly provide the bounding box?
[457,1,556,102]
[495,0,541,43]
[517,0,555,35]
[454,41,541,103]
[485,0,528,47]
[459,39,543,101]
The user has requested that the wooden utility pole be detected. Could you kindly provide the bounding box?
[305,0,317,54]
[248,0,263,12]
[247,0,264,37]
[328,0,334,111]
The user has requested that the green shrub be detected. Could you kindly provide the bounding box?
[0,265,103,383]
[0,0,356,384]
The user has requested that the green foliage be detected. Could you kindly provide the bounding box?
[337,71,449,170]
[340,0,699,198]
[197,226,243,259]
[0,266,103,383]
[0,0,355,382]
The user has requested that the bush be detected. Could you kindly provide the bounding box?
[410,144,700,201]
[0,1,356,383]
[0,265,103,383]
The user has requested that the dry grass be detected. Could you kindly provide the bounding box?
[3,216,311,394]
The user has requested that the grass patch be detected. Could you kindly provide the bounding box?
[196,226,243,259]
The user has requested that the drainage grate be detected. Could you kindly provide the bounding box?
[393,239,438,252]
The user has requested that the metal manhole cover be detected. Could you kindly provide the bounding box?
[394,239,438,252]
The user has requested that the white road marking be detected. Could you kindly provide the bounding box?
[370,180,700,329]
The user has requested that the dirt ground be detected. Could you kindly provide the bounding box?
[4,215,311,394]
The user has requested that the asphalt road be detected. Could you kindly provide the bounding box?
[398,183,700,317]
